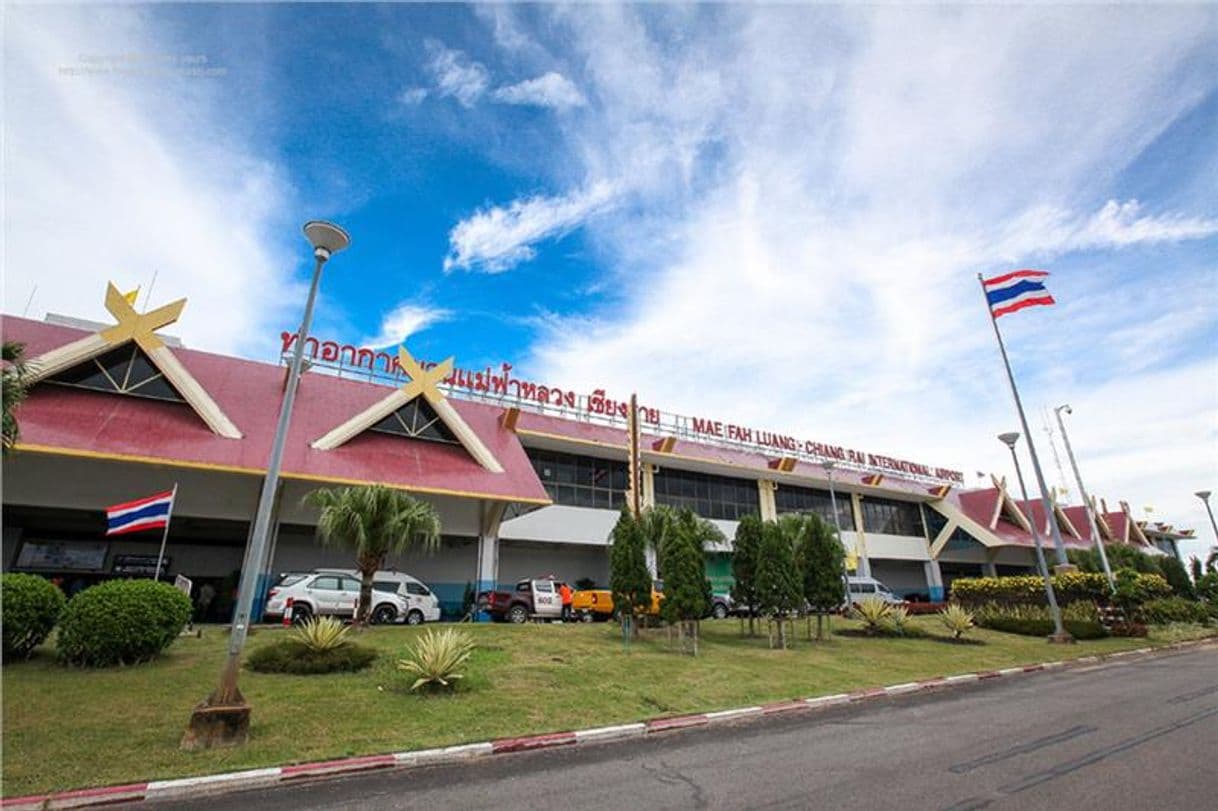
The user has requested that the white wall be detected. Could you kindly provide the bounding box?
[498,540,610,588]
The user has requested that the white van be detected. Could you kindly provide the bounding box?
[315,568,442,625]
[845,576,905,607]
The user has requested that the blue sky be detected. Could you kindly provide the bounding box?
[4,4,1217,559]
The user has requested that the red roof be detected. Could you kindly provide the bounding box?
[4,316,550,504]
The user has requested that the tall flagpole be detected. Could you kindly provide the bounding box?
[977,274,1070,569]
[154,483,178,580]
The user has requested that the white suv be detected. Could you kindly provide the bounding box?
[315,568,441,625]
[264,572,411,625]
[845,576,906,608]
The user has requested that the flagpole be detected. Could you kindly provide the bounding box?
[977,274,1070,568]
[154,483,178,581]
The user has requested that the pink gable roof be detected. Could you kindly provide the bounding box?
[4,316,550,504]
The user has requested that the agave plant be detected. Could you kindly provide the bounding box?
[292,616,350,652]
[852,595,892,634]
[890,604,911,635]
[397,628,476,691]
[939,604,975,639]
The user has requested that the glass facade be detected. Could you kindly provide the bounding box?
[526,449,629,510]
[859,496,924,537]
[49,344,185,403]
[773,485,856,530]
[653,468,760,521]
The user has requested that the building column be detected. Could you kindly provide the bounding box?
[758,480,778,522]
[252,480,286,622]
[923,559,945,602]
[475,501,506,621]
[982,549,998,578]
[851,493,872,578]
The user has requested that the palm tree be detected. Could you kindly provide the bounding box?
[305,485,442,625]
[2,342,29,454]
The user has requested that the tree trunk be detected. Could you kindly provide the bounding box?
[357,571,374,626]
[693,620,700,656]
[816,611,825,641]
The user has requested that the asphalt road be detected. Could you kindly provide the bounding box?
[139,645,1217,811]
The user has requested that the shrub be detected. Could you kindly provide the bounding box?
[1136,597,1210,625]
[852,596,891,634]
[2,573,66,658]
[951,572,1168,609]
[57,579,191,666]
[397,628,476,691]
[247,638,377,674]
[939,604,974,639]
[973,602,1107,639]
[292,616,350,651]
[1196,573,1218,604]
[1157,556,1195,599]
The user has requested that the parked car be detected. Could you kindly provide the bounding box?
[844,576,906,608]
[264,571,411,625]
[480,577,565,623]
[570,580,665,622]
[313,568,441,625]
[709,592,733,619]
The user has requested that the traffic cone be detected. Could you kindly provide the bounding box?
[283,598,294,627]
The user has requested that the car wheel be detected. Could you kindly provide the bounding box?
[712,602,729,620]
[508,604,529,624]
[580,611,594,623]
[371,604,397,625]
[406,609,425,626]
[290,603,313,625]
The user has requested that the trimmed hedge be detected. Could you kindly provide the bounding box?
[952,571,1170,608]
[57,579,192,666]
[246,639,378,674]
[2,573,66,658]
[1137,597,1210,625]
[978,615,1109,640]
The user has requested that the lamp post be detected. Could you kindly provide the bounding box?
[1197,491,1218,545]
[999,432,1072,644]
[1054,405,1115,590]
[183,221,350,749]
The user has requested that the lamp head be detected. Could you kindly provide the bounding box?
[1198,490,1213,502]
[822,460,836,473]
[303,220,351,261]
[1056,404,1072,416]
[998,432,1020,448]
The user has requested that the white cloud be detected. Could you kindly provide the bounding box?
[481,5,1218,540]
[361,302,451,348]
[425,40,489,107]
[492,72,586,110]
[2,7,298,357]
[398,87,428,105]
[998,199,1218,260]
[443,181,619,273]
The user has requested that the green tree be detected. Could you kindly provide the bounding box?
[306,485,441,625]
[2,342,29,454]
[638,505,680,576]
[755,520,801,649]
[731,515,764,637]
[794,512,846,640]
[1190,556,1203,582]
[659,509,712,655]
[609,509,651,640]
[1157,555,1194,599]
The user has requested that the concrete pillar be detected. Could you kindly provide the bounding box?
[982,557,998,578]
[851,493,872,578]
[475,501,506,621]
[758,479,778,522]
[923,559,945,602]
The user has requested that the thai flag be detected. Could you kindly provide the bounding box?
[983,269,1055,318]
[105,490,175,536]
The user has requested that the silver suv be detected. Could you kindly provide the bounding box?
[265,572,410,625]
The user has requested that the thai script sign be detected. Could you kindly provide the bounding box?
[281,331,964,484]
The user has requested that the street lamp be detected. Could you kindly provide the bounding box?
[1054,405,1115,590]
[1197,491,1218,544]
[823,461,850,609]
[999,432,1072,644]
[182,221,350,749]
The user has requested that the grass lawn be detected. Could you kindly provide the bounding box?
[3,617,1214,797]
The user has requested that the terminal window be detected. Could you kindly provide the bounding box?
[774,486,856,530]
[527,449,628,509]
[859,497,924,537]
[652,468,760,521]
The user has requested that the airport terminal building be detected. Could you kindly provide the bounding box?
[1,287,1193,617]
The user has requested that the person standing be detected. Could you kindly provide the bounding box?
[559,581,573,622]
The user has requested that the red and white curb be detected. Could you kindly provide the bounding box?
[3,638,1211,811]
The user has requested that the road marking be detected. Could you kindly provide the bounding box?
[1166,684,1218,705]
[948,725,1097,774]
